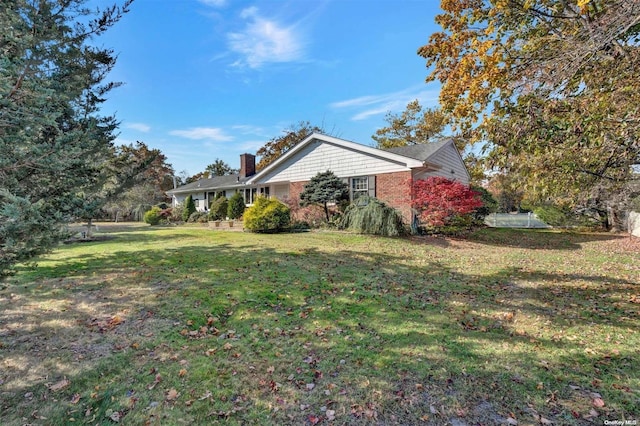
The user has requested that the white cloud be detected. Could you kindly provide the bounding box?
[330,86,441,121]
[227,7,306,69]
[169,127,234,141]
[126,122,151,132]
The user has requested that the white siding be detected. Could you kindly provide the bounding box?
[257,140,410,184]
[413,144,469,185]
[172,192,207,212]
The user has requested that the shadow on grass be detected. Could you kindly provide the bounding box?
[467,227,626,250]
[1,228,638,424]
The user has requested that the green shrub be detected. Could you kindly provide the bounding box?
[339,196,405,237]
[208,196,228,220]
[188,211,208,223]
[143,206,162,225]
[243,197,291,233]
[533,205,570,227]
[182,195,196,222]
[470,185,498,224]
[227,192,246,220]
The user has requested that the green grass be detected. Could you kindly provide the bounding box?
[1,224,638,425]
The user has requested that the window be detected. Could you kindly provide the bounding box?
[351,176,368,201]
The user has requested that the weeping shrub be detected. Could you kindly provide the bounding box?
[339,196,405,237]
[243,197,291,233]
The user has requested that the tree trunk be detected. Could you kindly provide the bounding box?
[323,202,330,222]
[607,204,622,233]
[86,218,93,238]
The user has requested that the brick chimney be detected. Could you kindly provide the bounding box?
[239,153,256,178]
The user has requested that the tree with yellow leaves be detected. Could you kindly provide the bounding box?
[420,0,640,229]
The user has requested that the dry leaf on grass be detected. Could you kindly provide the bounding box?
[166,388,179,401]
[48,378,70,392]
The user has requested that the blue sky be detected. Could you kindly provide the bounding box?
[99,0,444,176]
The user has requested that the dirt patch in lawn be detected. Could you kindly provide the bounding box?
[0,275,171,396]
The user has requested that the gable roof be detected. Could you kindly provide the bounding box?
[166,173,247,195]
[383,139,452,161]
[246,133,425,184]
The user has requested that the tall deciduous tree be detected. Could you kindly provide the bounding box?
[373,99,483,183]
[372,100,450,149]
[0,0,132,275]
[103,142,176,222]
[419,1,640,225]
[300,171,349,222]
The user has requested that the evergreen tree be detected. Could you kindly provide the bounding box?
[205,159,237,176]
[299,171,349,222]
[182,195,196,222]
[227,192,246,220]
[0,0,132,276]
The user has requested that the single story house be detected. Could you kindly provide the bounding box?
[166,133,470,222]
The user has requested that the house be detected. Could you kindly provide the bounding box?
[166,133,470,222]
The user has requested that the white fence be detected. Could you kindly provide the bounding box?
[485,213,551,229]
[629,211,640,237]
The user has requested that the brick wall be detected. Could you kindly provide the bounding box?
[375,171,413,223]
[289,181,307,202]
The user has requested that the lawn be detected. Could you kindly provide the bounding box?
[1,225,638,425]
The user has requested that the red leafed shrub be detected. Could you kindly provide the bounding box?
[412,177,483,227]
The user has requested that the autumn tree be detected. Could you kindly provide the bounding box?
[103,142,175,222]
[412,177,483,227]
[256,121,325,170]
[373,99,484,183]
[419,1,640,226]
[0,0,131,275]
[300,171,349,222]
[373,100,450,149]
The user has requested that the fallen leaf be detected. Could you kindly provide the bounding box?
[506,417,518,425]
[178,369,187,377]
[166,388,179,401]
[49,378,70,392]
[70,393,81,404]
[592,397,605,408]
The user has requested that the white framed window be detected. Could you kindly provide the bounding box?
[351,176,368,201]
